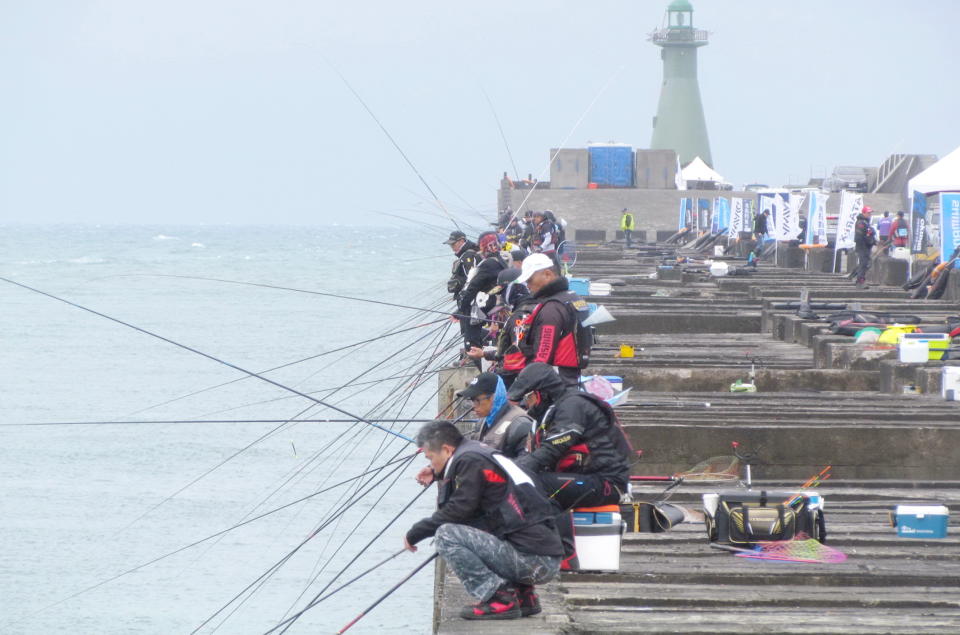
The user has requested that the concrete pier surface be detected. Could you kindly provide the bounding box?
[435,238,959,634]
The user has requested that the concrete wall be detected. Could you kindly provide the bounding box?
[549,148,589,189]
[501,187,905,235]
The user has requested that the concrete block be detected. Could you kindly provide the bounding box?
[803,247,831,273]
[575,229,607,242]
[774,244,804,268]
[870,254,909,287]
[798,321,830,348]
[836,345,897,370]
[916,360,960,395]
[879,360,921,394]
[657,266,683,281]
[813,334,852,369]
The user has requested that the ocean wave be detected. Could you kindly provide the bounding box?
[153,234,179,241]
[191,242,205,248]
[67,256,107,264]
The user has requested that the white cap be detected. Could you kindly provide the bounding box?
[516,253,554,283]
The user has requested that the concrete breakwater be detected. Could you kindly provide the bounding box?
[434,238,960,634]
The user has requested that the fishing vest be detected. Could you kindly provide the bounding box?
[439,440,559,550]
[479,404,533,455]
[517,290,592,370]
[620,213,635,231]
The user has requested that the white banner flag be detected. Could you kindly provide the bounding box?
[729,197,745,238]
[807,191,828,245]
[786,194,805,241]
[772,194,788,240]
[835,191,863,250]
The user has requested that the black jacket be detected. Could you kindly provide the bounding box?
[508,364,629,489]
[458,253,506,317]
[448,241,478,299]
[477,403,533,459]
[753,213,769,236]
[854,215,875,250]
[405,440,563,556]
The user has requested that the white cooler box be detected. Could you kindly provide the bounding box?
[572,505,625,571]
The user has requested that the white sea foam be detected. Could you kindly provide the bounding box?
[191,242,205,248]
[153,234,179,241]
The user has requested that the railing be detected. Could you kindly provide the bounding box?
[648,28,709,44]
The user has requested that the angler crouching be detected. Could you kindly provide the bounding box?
[405,420,562,620]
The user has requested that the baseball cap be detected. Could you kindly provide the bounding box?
[443,230,466,245]
[516,253,554,283]
[457,372,499,400]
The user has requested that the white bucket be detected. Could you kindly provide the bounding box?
[943,367,960,401]
[709,261,729,277]
[892,247,911,260]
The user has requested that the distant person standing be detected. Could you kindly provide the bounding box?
[619,208,635,248]
[749,209,771,266]
[890,211,909,249]
[877,211,893,244]
[853,207,877,285]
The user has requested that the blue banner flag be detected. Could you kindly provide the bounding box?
[910,190,928,254]
[940,193,960,266]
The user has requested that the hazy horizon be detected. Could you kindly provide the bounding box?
[2,1,957,225]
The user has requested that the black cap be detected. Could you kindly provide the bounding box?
[457,373,499,400]
[443,230,466,245]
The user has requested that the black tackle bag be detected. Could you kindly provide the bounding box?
[703,490,826,546]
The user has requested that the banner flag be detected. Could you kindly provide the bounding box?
[940,193,960,266]
[834,190,863,251]
[910,190,928,254]
[787,194,805,241]
[678,198,688,231]
[697,198,710,234]
[730,197,745,238]
[715,197,730,233]
[675,153,685,190]
[806,191,828,245]
[770,194,787,240]
[710,198,720,234]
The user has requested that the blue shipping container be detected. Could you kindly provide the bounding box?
[589,146,634,187]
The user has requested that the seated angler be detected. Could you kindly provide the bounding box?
[405,420,563,620]
[506,363,631,511]
[457,372,534,459]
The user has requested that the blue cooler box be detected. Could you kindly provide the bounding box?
[567,277,590,296]
[893,505,949,538]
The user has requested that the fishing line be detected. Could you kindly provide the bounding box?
[8,452,418,628]
[335,553,439,634]
[325,58,462,232]
[0,276,416,444]
[505,65,625,228]
[270,485,432,633]
[119,319,445,420]
[4,417,462,428]
[481,86,520,183]
[120,273,505,324]
[189,451,418,634]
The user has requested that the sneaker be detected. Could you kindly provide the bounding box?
[516,584,542,617]
[460,586,521,620]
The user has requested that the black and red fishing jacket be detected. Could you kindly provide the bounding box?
[512,277,584,372]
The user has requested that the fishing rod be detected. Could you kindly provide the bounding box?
[189,451,419,634]
[118,273,507,324]
[269,478,433,633]
[0,276,416,444]
[335,553,439,635]
[5,417,472,428]
[504,66,624,229]
[10,452,418,626]
[325,58,461,232]
[120,318,446,420]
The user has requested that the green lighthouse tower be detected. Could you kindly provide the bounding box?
[649,0,713,168]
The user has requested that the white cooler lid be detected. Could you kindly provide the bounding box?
[895,505,949,515]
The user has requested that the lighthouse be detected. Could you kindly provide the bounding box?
[649,0,713,168]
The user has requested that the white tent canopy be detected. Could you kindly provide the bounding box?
[909,145,960,198]
[681,156,725,183]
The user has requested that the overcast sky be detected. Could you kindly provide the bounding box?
[2,1,957,225]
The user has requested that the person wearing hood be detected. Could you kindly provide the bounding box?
[853,206,877,286]
[506,363,630,510]
[513,253,589,387]
[458,372,533,459]
[457,231,507,351]
[445,230,478,303]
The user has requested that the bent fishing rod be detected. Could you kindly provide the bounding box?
[0,276,415,444]
[337,553,439,635]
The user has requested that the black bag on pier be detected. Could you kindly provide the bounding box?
[704,490,825,546]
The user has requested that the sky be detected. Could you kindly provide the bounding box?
[1,0,958,225]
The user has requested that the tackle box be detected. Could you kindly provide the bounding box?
[572,504,624,571]
[892,505,949,539]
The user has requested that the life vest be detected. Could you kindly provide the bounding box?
[518,291,593,370]
[620,213,635,231]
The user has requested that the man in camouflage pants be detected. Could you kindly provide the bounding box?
[405,421,563,620]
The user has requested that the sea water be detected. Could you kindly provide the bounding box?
[0,224,462,634]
